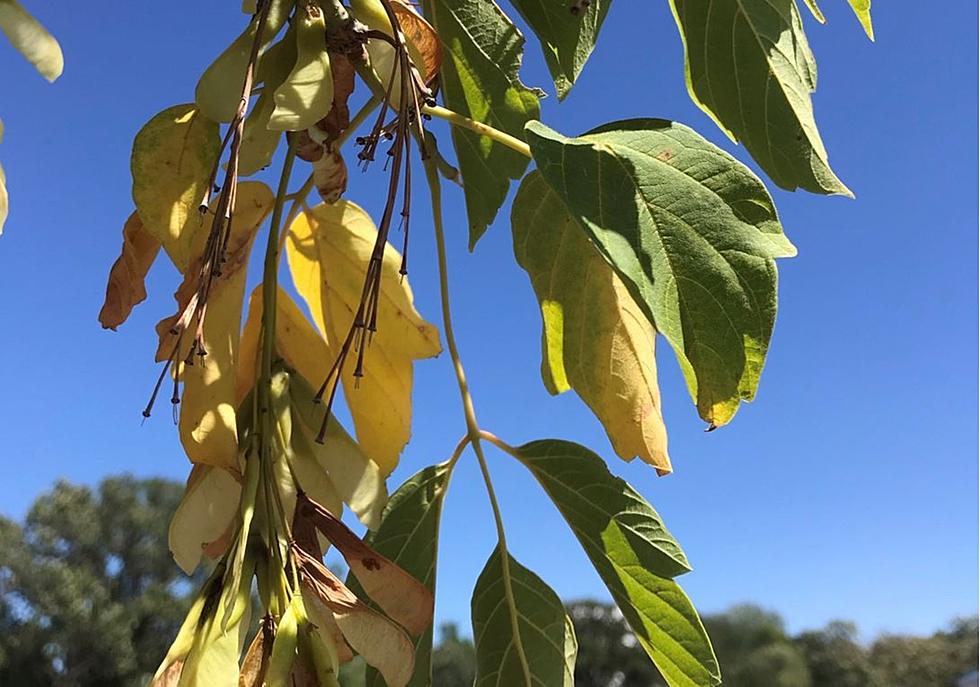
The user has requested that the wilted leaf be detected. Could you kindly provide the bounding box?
[315,52,356,143]
[471,546,577,687]
[169,464,241,574]
[358,462,453,687]
[511,439,718,687]
[238,288,388,529]
[391,0,442,82]
[98,212,162,330]
[847,0,874,40]
[508,0,610,99]
[526,119,796,428]
[312,147,347,203]
[668,0,850,195]
[131,104,220,271]
[299,493,433,636]
[300,553,416,687]
[512,172,670,473]
[270,5,333,132]
[195,0,291,122]
[156,182,274,468]
[421,0,541,247]
[285,201,441,474]
[239,620,273,687]
[0,0,63,81]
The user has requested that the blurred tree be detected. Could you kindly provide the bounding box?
[869,616,979,687]
[568,600,665,686]
[432,623,476,687]
[795,621,880,687]
[0,476,196,687]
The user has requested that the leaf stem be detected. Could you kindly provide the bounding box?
[423,157,534,686]
[422,104,532,159]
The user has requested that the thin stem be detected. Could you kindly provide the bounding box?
[423,158,533,686]
[422,104,532,159]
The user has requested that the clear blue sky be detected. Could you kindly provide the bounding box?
[0,2,975,641]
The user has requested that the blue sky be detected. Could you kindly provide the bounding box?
[0,2,975,642]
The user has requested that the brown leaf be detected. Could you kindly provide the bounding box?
[391,1,441,83]
[312,148,348,204]
[290,129,324,163]
[238,618,274,687]
[99,212,161,330]
[298,493,433,635]
[148,659,184,686]
[300,560,415,687]
[315,53,356,143]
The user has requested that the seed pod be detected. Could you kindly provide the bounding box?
[266,596,302,687]
[312,147,348,204]
[270,5,333,131]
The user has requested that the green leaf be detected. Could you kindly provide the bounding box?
[668,0,850,196]
[0,0,63,81]
[356,462,453,687]
[525,118,795,427]
[130,104,220,271]
[847,0,874,40]
[512,171,671,474]
[802,0,826,23]
[511,439,719,687]
[507,0,611,99]
[421,0,541,248]
[471,546,577,687]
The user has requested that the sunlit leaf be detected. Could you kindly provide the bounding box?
[0,160,8,236]
[508,0,610,99]
[98,212,162,330]
[238,288,388,529]
[847,0,874,40]
[0,0,63,81]
[801,0,826,23]
[285,201,441,474]
[356,462,453,687]
[510,439,718,686]
[269,5,333,132]
[195,0,290,122]
[155,182,274,468]
[668,0,851,195]
[471,546,577,687]
[512,171,670,473]
[526,119,795,428]
[421,0,541,248]
[130,104,220,271]
[169,464,241,574]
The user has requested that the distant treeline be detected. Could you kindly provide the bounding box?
[1,477,975,687]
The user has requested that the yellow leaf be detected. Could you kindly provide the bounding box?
[131,104,220,271]
[156,182,274,469]
[238,287,388,529]
[169,464,242,574]
[0,0,63,81]
[269,4,333,132]
[285,201,441,475]
[513,173,671,473]
[98,212,162,330]
[239,30,296,176]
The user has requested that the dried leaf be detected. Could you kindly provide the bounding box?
[155,182,274,469]
[315,53,356,143]
[312,148,347,203]
[98,212,162,330]
[299,493,433,636]
[291,129,325,163]
[391,0,441,82]
[285,201,441,474]
[239,619,273,687]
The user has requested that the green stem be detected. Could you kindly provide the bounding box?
[423,158,534,686]
[423,104,532,159]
